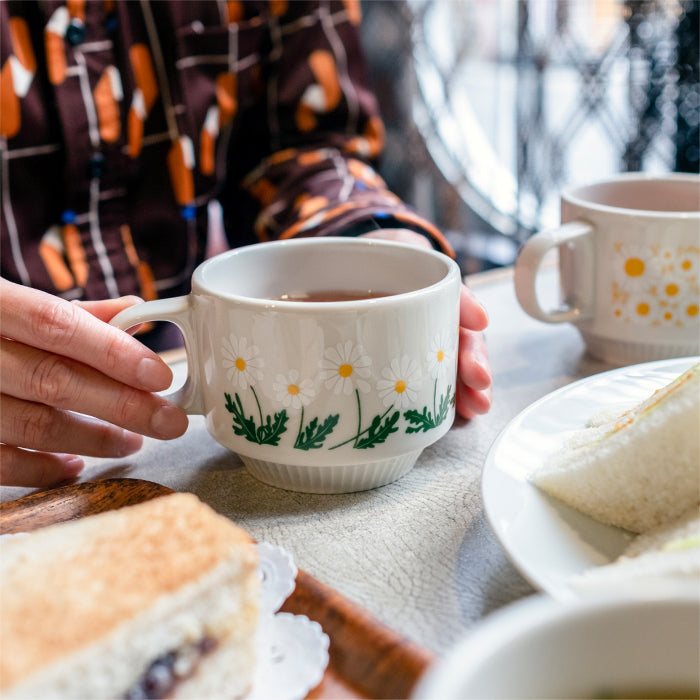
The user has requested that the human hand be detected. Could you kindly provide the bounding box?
[360,229,492,420]
[0,279,189,487]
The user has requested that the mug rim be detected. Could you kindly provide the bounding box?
[412,593,700,699]
[563,172,700,218]
[191,236,461,308]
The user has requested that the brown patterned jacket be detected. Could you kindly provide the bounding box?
[1,0,451,305]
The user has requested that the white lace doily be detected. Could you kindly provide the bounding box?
[246,542,330,700]
[0,535,330,700]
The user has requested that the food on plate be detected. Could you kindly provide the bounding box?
[531,362,700,533]
[570,506,700,593]
[0,493,259,700]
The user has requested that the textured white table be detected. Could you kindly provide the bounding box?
[0,266,616,654]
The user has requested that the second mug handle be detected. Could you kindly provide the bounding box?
[109,296,204,414]
[514,220,595,323]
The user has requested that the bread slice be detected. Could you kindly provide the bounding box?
[0,492,259,700]
[570,506,700,594]
[531,362,700,533]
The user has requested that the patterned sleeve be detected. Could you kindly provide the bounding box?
[219,0,453,255]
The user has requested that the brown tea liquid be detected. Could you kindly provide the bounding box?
[275,290,396,302]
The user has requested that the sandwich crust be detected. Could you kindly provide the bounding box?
[0,492,259,697]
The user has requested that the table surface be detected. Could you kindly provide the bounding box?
[0,265,617,655]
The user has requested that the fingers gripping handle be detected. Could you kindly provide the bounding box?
[110,296,203,414]
[514,220,594,323]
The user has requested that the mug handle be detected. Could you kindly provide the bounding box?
[110,296,204,414]
[514,220,595,323]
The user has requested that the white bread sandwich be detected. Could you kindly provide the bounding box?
[531,362,700,534]
[569,506,700,595]
[0,492,259,700]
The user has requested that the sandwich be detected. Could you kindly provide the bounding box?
[531,362,700,533]
[569,505,700,595]
[0,492,259,700]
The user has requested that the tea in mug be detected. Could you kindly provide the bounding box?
[275,289,395,302]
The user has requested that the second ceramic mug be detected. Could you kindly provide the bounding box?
[514,173,700,364]
[111,237,461,493]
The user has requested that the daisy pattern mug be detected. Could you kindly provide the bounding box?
[514,173,700,364]
[111,237,461,493]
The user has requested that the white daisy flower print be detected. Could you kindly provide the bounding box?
[677,249,699,279]
[221,334,264,388]
[682,300,700,323]
[614,243,658,292]
[272,370,315,410]
[655,245,677,274]
[426,330,455,379]
[628,292,660,325]
[377,356,421,409]
[320,341,372,395]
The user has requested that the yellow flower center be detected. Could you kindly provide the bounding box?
[665,283,679,296]
[394,380,407,394]
[664,311,673,321]
[235,358,246,371]
[636,302,650,316]
[287,384,300,396]
[437,349,445,362]
[687,304,699,318]
[681,259,692,271]
[624,257,645,277]
[339,363,353,378]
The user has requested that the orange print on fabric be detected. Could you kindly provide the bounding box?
[129,44,158,113]
[268,148,296,165]
[269,1,288,17]
[66,0,86,22]
[347,117,385,159]
[121,225,157,301]
[362,117,385,157]
[297,151,326,166]
[63,224,88,287]
[200,129,216,176]
[295,103,316,132]
[308,50,342,111]
[249,179,276,206]
[347,158,385,188]
[298,196,328,219]
[127,104,144,158]
[45,29,67,85]
[216,73,237,125]
[227,1,245,22]
[94,68,121,143]
[39,241,74,291]
[9,18,37,73]
[342,0,362,25]
[167,137,195,205]
[0,61,20,138]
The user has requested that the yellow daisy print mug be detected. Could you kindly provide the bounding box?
[514,173,700,364]
[111,237,461,493]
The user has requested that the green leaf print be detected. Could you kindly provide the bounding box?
[355,410,400,449]
[224,392,288,446]
[404,384,454,433]
[294,411,340,450]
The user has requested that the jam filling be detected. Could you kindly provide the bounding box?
[123,636,217,699]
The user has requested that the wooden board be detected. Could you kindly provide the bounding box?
[0,478,434,699]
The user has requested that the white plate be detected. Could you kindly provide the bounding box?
[482,356,699,600]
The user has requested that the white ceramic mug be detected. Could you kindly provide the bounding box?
[111,237,461,493]
[413,594,700,699]
[514,173,700,364]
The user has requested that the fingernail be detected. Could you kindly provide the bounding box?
[151,404,188,439]
[137,357,173,391]
[62,455,84,477]
[118,430,143,456]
